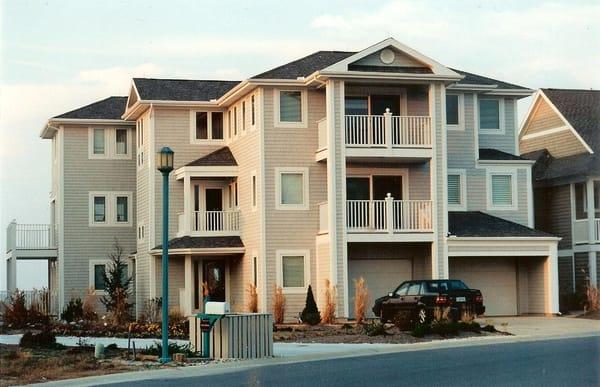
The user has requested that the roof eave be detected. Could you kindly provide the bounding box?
[318,70,462,83]
[478,159,535,165]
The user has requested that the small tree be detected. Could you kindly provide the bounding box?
[101,241,132,325]
[300,285,321,325]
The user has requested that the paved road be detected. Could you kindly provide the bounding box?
[110,336,600,387]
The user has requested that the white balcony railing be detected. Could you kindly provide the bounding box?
[6,222,57,252]
[346,197,432,233]
[345,110,431,148]
[574,218,600,244]
[178,210,240,235]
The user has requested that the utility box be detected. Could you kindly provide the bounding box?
[190,313,273,359]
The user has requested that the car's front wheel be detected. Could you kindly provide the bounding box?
[416,307,427,325]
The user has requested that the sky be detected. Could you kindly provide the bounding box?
[0,0,599,290]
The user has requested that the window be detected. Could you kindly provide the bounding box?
[89,192,133,226]
[277,250,309,293]
[479,99,504,133]
[116,196,128,222]
[345,97,368,115]
[407,282,421,295]
[252,255,258,287]
[242,101,246,132]
[251,172,257,209]
[116,129,128,155]
[447,169,466,211]
[276,168,309,210]
[137,119,144,168]
[487,170,517,210]
[137,224,145,240]
[274,89,307,128]
[93,196,106,223]
[191,111,224,142]
[233,107,238,136]
[93,264,106,291]
[394,282,410,296]
[251,95,256,126]
[446,94,463,129]
[228,110,232,139]
[234,182,238,207]
[93,129,105,155]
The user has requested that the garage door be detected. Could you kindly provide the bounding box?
[449,257,517,316]
[348,259,412,318]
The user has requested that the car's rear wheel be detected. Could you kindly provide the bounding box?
[416,307,427,325]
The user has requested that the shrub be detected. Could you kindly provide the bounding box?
[458,321,482,333]
[101,241,133,325]
[300,285,321,325]
[2,291,28,328]
[20,330,57,349]
[143,341,195,357]
[82,287,99,321]
[61,298,84,322]
[585,282,599,313]
[142,297,162,323]
[246,283,258,313]
[482,324,497,332]
[321,279,337,324]
[362,321,387,336]
[272,286,286,324]
[353,277,369,324]
[392,310,413,331]
[411,323,430,338]
[559,292,586,312]
[460,306,476,323]
[430,322,460,336]
[433,306,451,323]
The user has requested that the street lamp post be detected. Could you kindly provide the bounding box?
[156,147,174,363]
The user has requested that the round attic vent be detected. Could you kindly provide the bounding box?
[380,48,395,64]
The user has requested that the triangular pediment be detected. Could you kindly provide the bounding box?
[126,82,139,109]
[321,38,460,78]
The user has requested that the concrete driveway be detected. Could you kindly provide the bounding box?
[476,315,599,337]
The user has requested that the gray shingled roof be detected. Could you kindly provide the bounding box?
[185,147,238,167]
[542,88,599,151]
[53,96,128,120]
[524,149,600,185]
[251,50,528,90]
[448,211,554,238]
[479,148,528,161]
[154,236,244,250]
[133,78,240,102]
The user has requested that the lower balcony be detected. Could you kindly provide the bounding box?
[346,199,433,242]
[178,210,240,237]
[573,218,600,244]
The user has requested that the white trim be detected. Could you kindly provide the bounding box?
[521,125,570,141]
[478,159,535,165]
[174,165,238,180]
[273,88,308,128]
[88,259,111,295]
[473,93,480,163]
[58,126,65,313]
[526,165,534,227]
[440,84,449,279]
[149,247,245,256]
[429,84,440,279]
[88,191,133,227]
[445,93,464,131]
[274,167,310,210]
[258,87,268,313]
[478,98,505,135]
[447,168,467,211]
[325,80,338,308]
[340,80,349,318]
[276,249,311,294]
[486,168,518,211]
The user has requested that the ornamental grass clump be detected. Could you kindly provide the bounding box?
[273,285,286,324]
[585,282,599,313]
[246,283,258,313]
[321,279,337,324]
[300,285,321,325]
[353,277,369,324]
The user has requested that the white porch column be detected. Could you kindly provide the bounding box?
[183,254,194,316]
[547,242,560,314]
[6,255,17,292]
[586,179,597,286]
[384,108,392,148]
[385,194,394,234]
[183,174,191,234]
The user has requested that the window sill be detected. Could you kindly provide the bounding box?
[275,204,309,211]
[282,287,307,294]
[190,139,225,145]
[479,128,505,135]
[274,121,307,129]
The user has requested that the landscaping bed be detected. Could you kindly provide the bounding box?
[273,321,508,344]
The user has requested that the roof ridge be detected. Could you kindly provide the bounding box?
[133,77,241,83]
[52,96,126,119]
[542,88,599,93]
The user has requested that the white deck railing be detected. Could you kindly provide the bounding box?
[346,198,432,233]
[345,110,431,148]
[0,289,58,316]
[573,218,600,244]
[179,210,240,234]
[6,222,57,252]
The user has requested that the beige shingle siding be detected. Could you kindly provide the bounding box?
[522,98,565,135]
[520,130,587,158]
[262,86,328,321]
[447,93,477,169]
[62,124,136,304]
[534,185,571,249]
[315,238,330,311]
[433,83,446,277]
[478,98,517,154]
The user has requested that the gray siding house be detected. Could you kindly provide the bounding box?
[7,38,560,319]
[520,89,599,304]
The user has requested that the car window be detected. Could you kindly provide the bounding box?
[449,280,468,290]
[407,282,421,295]
[394,283,409,296]
[425,282,438,292]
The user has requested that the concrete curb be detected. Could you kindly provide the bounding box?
[34,330,600,387]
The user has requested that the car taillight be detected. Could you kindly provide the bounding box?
[435,296,448,305]
[475,295,483,303]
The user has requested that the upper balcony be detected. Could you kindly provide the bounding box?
[178,210,240,237]
[6,222,58,255]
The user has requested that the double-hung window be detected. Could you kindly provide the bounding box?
[89,127,131,159]
[90,192,132,226]
[479,99,504,134]
[92,263,107,291]
[276,168,309,210]
[93,196,106,222]
[116,129,128,155]
[446,94,463,129]
[116,196,129,222]
[487,171,517,210]
[275,89,307,128]
[93,129,106,155]
[191,111,224,142]
[277,250,309,293]
[447,169,466,210]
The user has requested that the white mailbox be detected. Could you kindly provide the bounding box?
[204,301,230,315]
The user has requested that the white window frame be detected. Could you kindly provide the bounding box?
[88,127,132,160]
[89,259,110,295]
[137,223,146,240]
[189,110,225,144]
[446,93,464,131]
[276,249,310,294]
[478,98,505,135]
[486,168,518,211]
[251,170,258,211]
[447,168,467,211]
[89,191,133,227]
[275,167,309,210]
[274,89,308,128]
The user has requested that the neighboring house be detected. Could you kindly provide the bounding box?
[6,38,560,320]
[519,88,599,300]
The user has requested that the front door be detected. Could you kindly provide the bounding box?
[371,95,401,115]
[205,188,223,231]
[372,175,403,200]
[203,260,226,302]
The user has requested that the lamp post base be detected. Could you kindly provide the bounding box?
[159,356,172,364]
